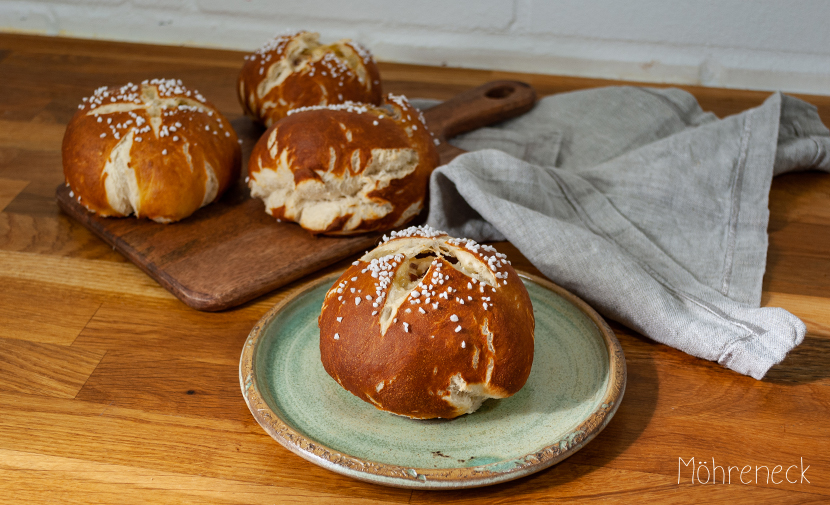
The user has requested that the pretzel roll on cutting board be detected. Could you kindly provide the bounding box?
[62,79,241,223]
[247,95,439,235]
[238,31,382,127]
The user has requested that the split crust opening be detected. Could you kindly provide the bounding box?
[249,146,420,233]
[89,83,220,221]
[361,238,498,337]
[256,32,371,101]
[354,236,513,416]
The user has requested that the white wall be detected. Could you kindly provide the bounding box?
[2,0,830,96]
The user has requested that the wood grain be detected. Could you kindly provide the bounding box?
[765,220,830,297]
[0,449,404,505]
[0,392,412,502]
[763,292,830,337]
[408,462,827,504]
[0,150,63,203]
[570,351,830,494]
[1,32,829,503]
[75,350,248,422]
[0,211,128,260]
[0,250,173,300]
[0,119,64,150]
[768,172,830,226]
[0,278,102,345]
[71,299,268,363]
[0,338,104,398]
[0,178,28,212]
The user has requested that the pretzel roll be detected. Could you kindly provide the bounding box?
[247,95,439,235]
[62,79,241,223]
[318,225,535,419]
[238,31,382,126]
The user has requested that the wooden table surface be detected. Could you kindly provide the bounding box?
[1,33,828,503]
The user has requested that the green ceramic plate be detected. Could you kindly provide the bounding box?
[240,271,625,489]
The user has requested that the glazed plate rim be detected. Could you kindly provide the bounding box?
[239,270,626,489]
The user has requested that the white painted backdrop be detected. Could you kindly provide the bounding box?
[2,0,829,95]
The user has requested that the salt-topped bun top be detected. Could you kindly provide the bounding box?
[238,31,382,127]
[247,94,439,235]
[318,225,535,419]
[62,79,241,223]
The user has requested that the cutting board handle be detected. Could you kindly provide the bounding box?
[423,80,537,165]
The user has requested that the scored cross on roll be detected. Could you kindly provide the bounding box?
[238,31,383,127]
[62,79,241,223]
[318,225,535,419]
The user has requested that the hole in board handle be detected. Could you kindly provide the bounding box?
[485,85,515,99]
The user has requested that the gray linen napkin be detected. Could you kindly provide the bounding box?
[423,87,830,379]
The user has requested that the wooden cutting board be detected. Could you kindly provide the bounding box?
[55,80,537,311]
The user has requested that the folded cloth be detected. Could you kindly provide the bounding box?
[425,87,830,379]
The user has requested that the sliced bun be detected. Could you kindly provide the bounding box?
[247,95,439,235]
[238,31,382,127]
[318,225,535,419]
[62,79,241,223]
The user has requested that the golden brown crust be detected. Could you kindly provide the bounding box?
[247,95,440,235]
[237,31,382,127]
[62,79,242,223]
[318,226,535,419]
